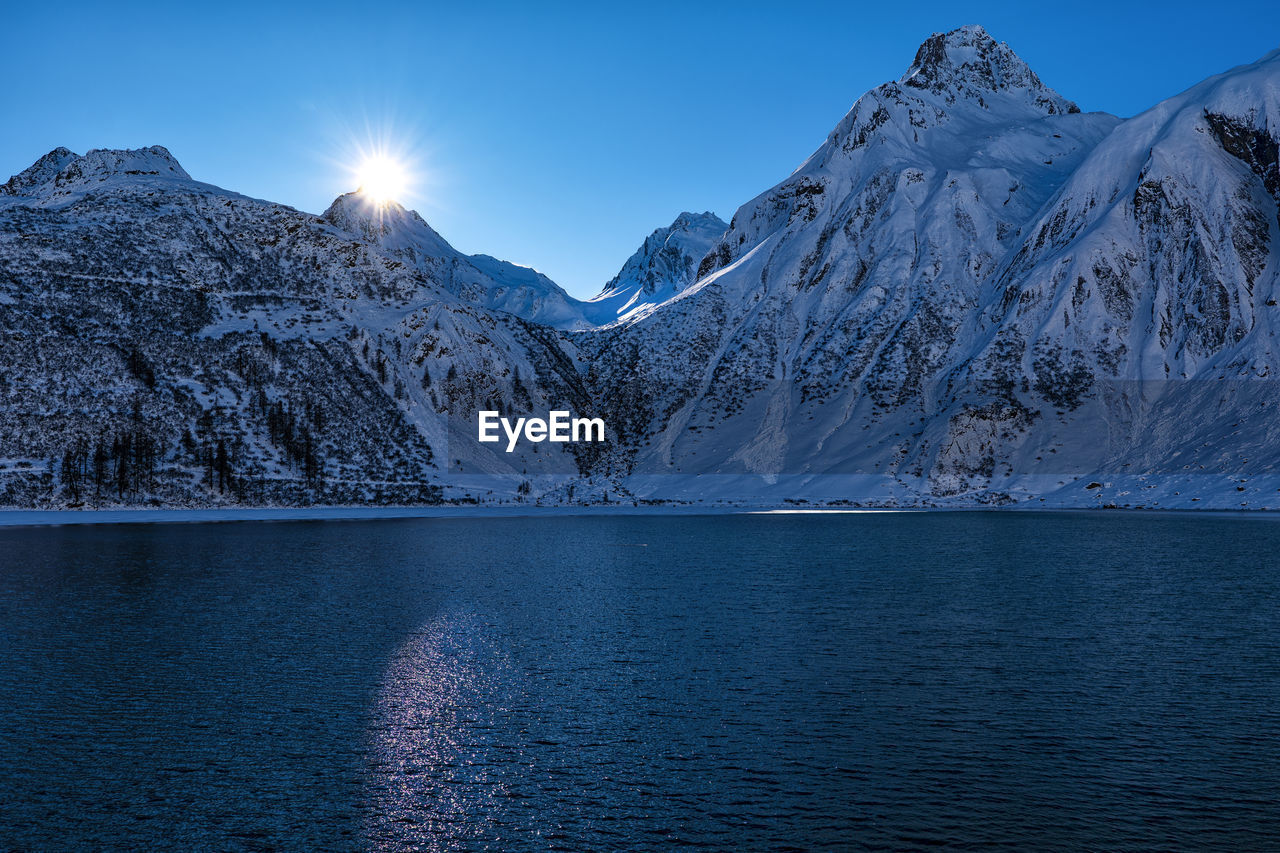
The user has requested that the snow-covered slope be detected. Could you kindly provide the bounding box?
[467,252,593,330]
[977,46,1280,381]
[932,44,1280,504]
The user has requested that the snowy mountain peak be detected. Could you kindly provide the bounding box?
[1,145,193,199]
[57,146,191,188]
[0,147,78,196]
[900,25,1079,114]
[669,211,725,232]
[604,210,727,298]
[588,210,726,322]
[322,191,452,254]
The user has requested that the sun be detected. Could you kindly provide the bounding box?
[355,155,409,204]
[329,119,427,209]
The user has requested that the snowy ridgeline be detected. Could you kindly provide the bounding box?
[2,25,1280,510]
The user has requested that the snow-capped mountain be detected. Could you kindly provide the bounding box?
[584,212,726,323]
[578,25,1280,507]
[975,45,1280,383]
[3,26,1280,509]
[1,145,191,200]
[582,26,1118,478]
[0,146,596,506]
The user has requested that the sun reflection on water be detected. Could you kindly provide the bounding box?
[361,609,517,851]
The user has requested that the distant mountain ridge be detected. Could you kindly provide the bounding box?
[3,26,1280,509]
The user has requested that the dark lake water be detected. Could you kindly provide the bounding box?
[2,512,1279,850]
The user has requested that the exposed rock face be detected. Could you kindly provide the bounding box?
[3,29,1280,509]
[901,24,1080,114]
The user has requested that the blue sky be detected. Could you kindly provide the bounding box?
[3,1,1277,298]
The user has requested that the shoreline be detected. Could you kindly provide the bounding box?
[2,503,1280,527]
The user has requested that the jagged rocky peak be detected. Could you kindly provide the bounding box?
[79,145,189,176]
[670,210,726,232]
[55,145,192,188]
[602,210,727,298]
[1,145,193,198]
[900,24,1079,114]
[581,210,726,324]
[807,25,1088,171]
